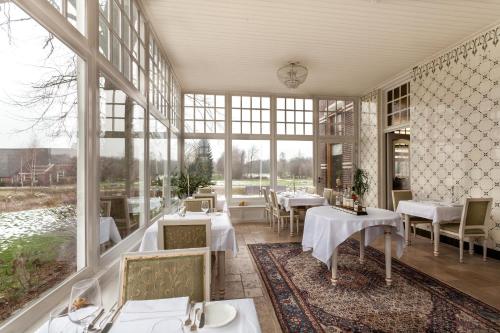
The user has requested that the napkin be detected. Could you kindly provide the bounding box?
[118,297,188,322]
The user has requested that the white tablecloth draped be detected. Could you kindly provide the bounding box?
[139,212,238,255]
[277,192,328,211]
[100,217,122,245]
[35,298,261,333]
[396,200,463,223]
[302,206,405,268]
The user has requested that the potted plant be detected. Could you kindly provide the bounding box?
[352,168,369,205]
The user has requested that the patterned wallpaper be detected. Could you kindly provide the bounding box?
[411,36,500,250]
[359,91,379,208]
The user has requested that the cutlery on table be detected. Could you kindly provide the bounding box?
[101,302,125,333]
[198,301,205,329]
[184,300,195,326]
[88,308,105,331]
[190,308,200,331]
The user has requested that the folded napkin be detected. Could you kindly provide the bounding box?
[119,297,188,322]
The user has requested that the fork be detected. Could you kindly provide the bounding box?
[190,308,200,331]
[184,301,195,326]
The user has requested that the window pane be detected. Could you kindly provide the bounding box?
[317,142,354,194]
[318,99,354,136]
[184,94,225,133]
[277,141,313,191]
[169,133,179,207]
[231,95,269,135]
[231,140,270,198]
[0,4,84,321]
[277,97,313,135]
[183,139,225,196]
[99,74,144,254]
[149,116,167,219]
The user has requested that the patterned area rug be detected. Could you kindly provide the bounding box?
[248,240,500,333]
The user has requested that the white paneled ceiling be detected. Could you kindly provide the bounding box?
[144,0,500,96]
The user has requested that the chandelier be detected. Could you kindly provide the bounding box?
[277,62,308,89]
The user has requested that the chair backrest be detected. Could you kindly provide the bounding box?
[391,190,412,212]
[101,195,130,228]
[323,188,333,204]
[460,198,492,234]
[100,200,112,217]
[198,187,213,194]
[119,248,210,305]
[157,218,211,250]
[183,198,213,212]
[192,193,217,211]
[269,189,279,210]
[262,188,270,205]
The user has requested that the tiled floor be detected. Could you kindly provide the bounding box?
[228,223,500,333]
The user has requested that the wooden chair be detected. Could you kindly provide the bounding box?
[323,188,333,205]
[157,219,211,250]
[269,189,299,235]
[183,198,213,212]
[119,248,211,305]
[440,198,492,263]
[392,190,434,241]
[192,193,217,211]
[101,195,134,236]
[198,187,213,194]
[100,200,112,217]
[262,188,272,227]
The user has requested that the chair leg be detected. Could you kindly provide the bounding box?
[469,237,474,255]
[430,226,434,242]
[483,238,487,261]
[413,224,416,238]
[459,238,464,263]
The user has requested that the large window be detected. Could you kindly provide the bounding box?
[277,141,313,191]
[231,140,270,198]
[319,99,355,136]
[276,97,313,135]
[149,35,170,117]
[184,94,225,134]
[318,142,354,192]
[149,116,168,218]
[0,4,84,322]
[99,0,147,93]
[387,82,410,126]
[47,0,86,32]
[232,96,270,134]
[99,74,145,254]
[169,132,179,206]
[184,139,225,196]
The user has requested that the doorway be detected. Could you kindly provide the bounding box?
[386,128,410,210]
[317,142,354,194]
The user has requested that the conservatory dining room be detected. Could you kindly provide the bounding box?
[1,1,500,333]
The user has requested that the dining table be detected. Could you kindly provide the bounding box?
[396,200,463,256]
[100,217,122,246]
[276,191,328,236]
[302,206,404,286]
[36,297,261,333]
[139,212,238,299]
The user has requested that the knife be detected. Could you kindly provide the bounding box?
[198,301,206,329]
[88,308,104,331]
[101,302,124,333]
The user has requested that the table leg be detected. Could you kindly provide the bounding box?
[404,214,411,246]
[217,251,225,299]
[331,248,338,286]
[289,208,295,236]
[359,229,365,263]
[433,223,440,256]
[384,226,392,286]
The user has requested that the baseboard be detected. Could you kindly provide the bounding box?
[415,229,500,260]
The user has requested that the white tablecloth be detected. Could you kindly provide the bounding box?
[139,212,238,255]
[127,197,163,214]
[277,192,328,211]
[35,298,261,333]
[302,206,405,268]
[109,298,261,333]
[396,200,463,223]
[100,217,122,245]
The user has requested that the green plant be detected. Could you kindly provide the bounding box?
[170,171,213,198]
[353,168,369,200]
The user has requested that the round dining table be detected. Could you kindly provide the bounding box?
[302,206,405,286]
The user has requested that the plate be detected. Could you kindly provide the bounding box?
[204,303,237,328]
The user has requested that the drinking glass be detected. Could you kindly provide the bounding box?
[201,200,210,215]
[68,278,103,333]
[48,304,77,333]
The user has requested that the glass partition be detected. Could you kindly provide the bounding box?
[98,74,145,254]
[231,140,270,199]
[149,116,168,218]
[277,141,313,191]
[0,3,85,322]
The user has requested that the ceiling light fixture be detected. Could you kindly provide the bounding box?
[277,61,308,89]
